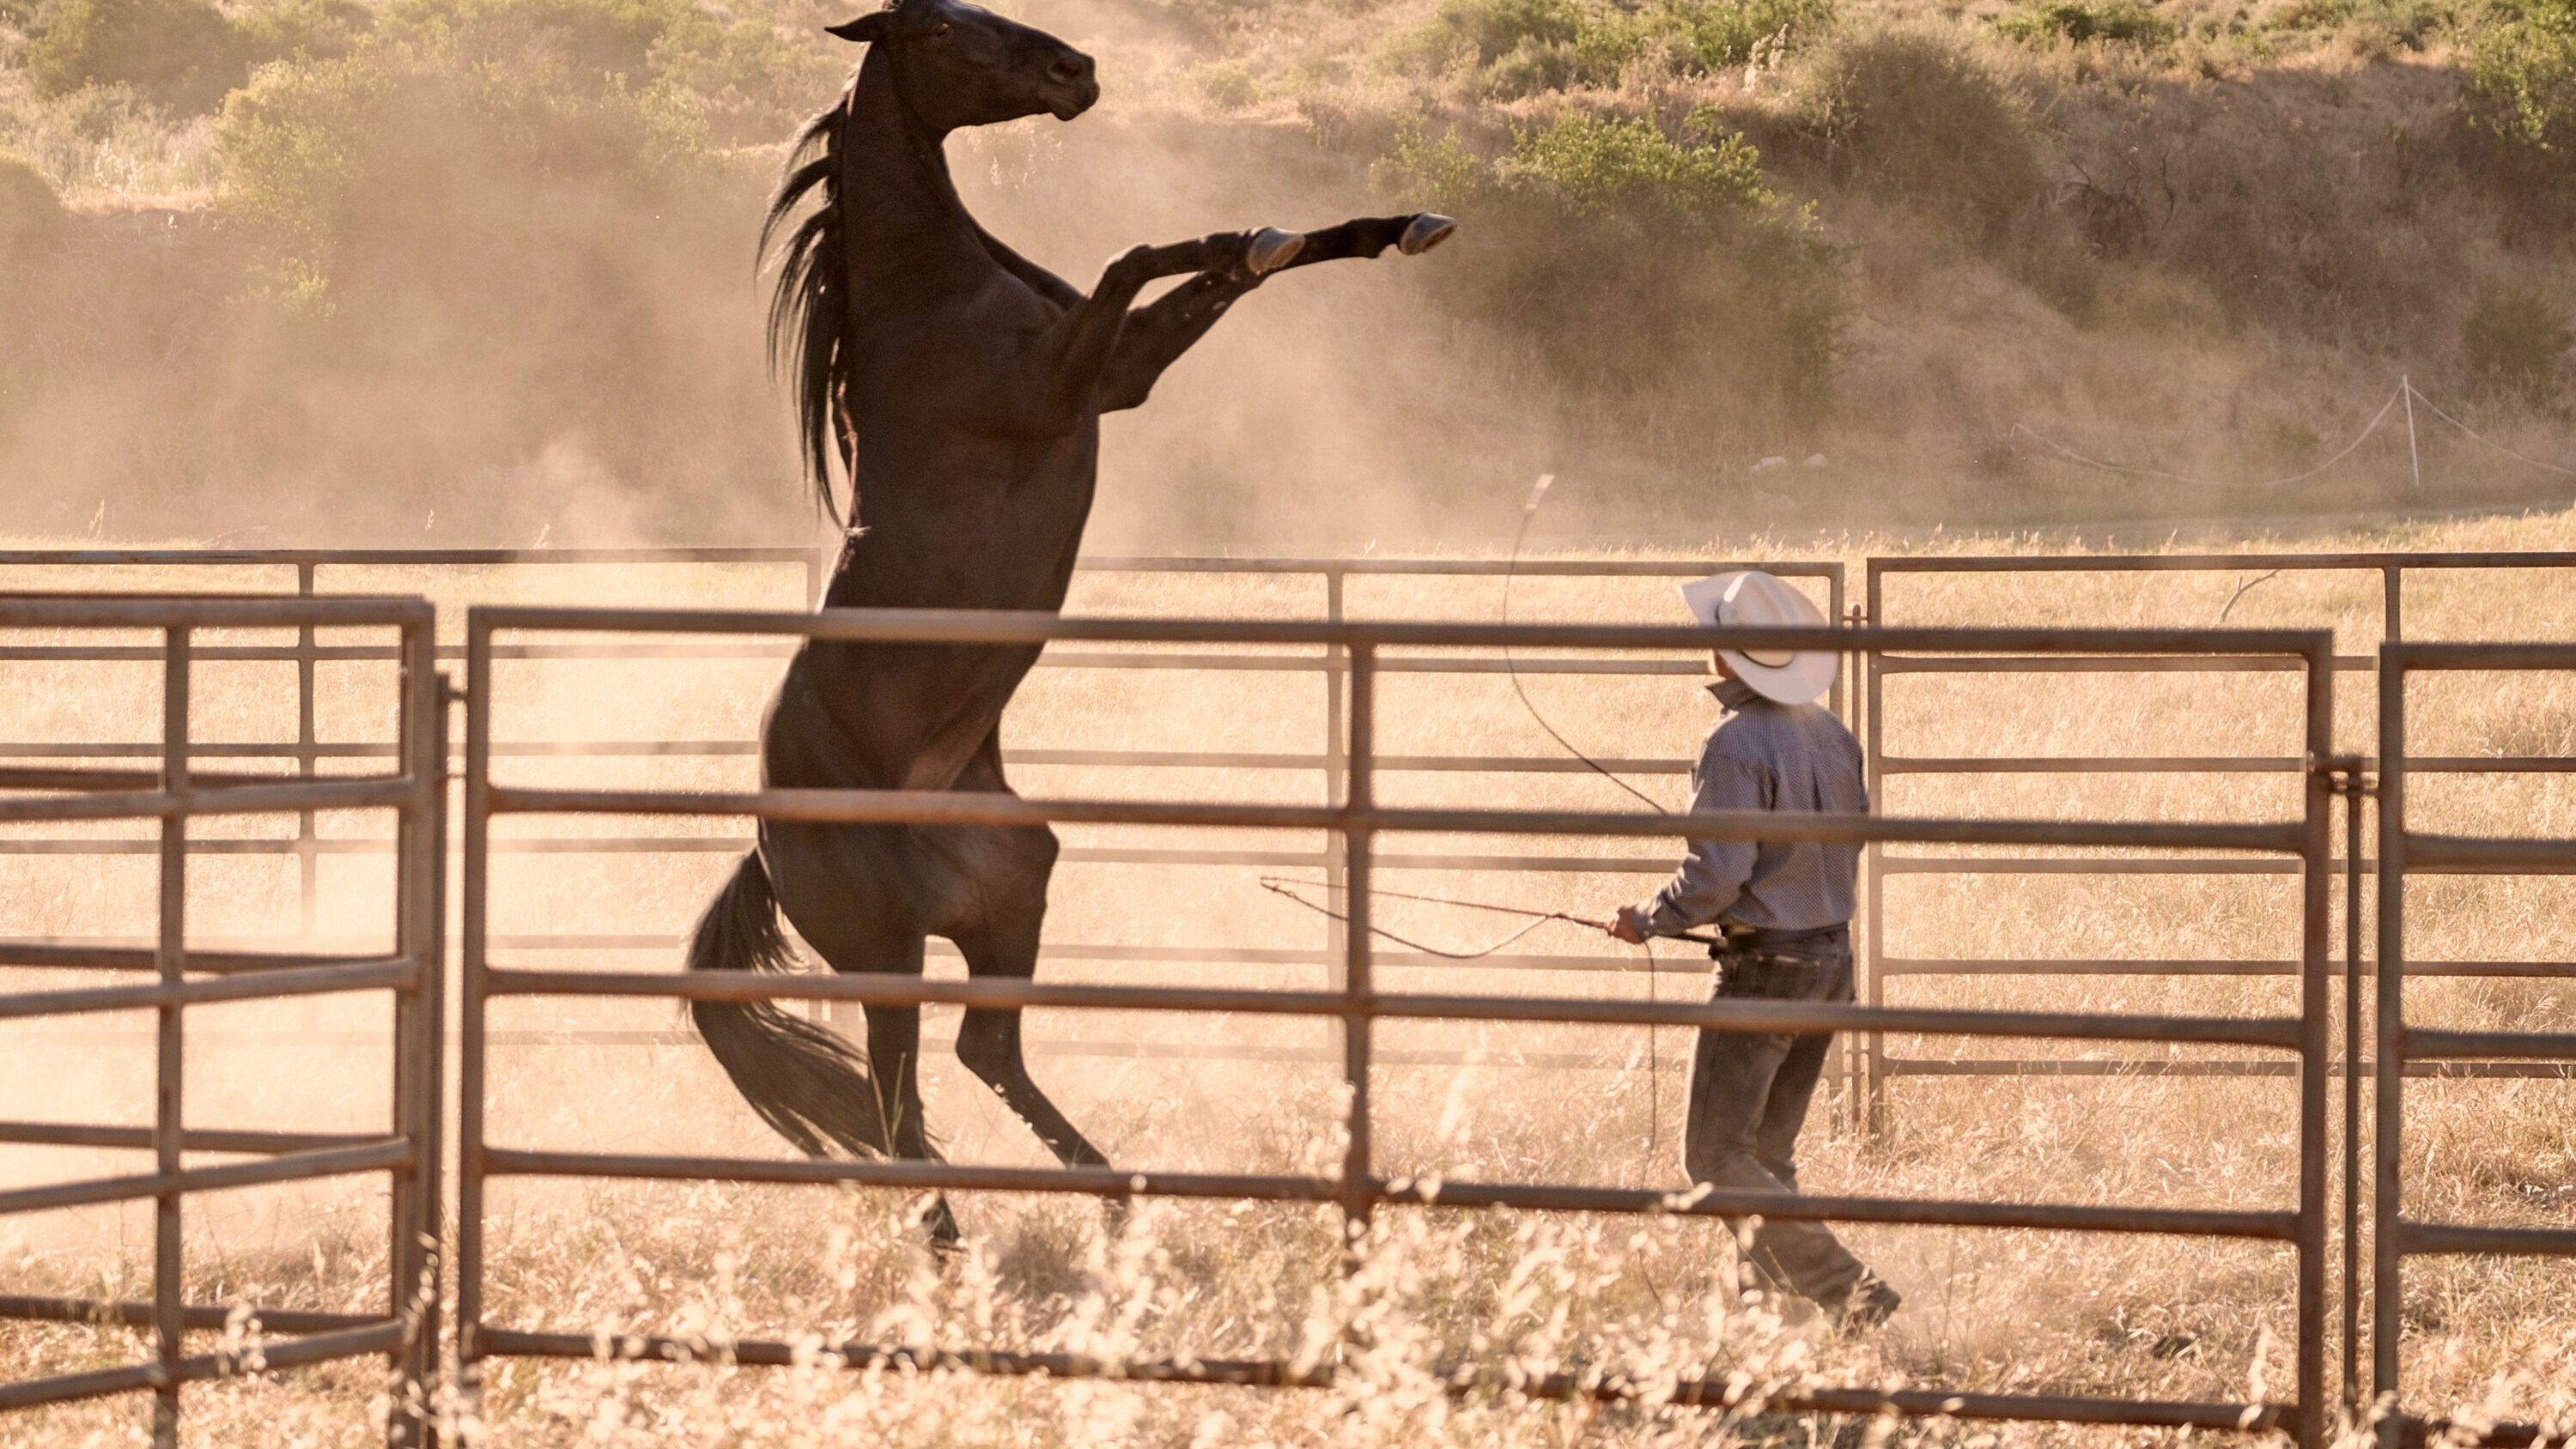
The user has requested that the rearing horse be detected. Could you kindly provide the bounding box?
[686,0,1454,1242]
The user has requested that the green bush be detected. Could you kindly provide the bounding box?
[2468,0,2576,153]
[0,155,69,262]
[23,0,382,113]
[213,0,813,306]
[1993,0,2177,45]
[2464,284,2573,403]
[1374,109,1849,429]
[234,0,375,64]
[1787,25,2050,240]
[27,0,246,110]
[1389,0,1833,94]
[1188,62,1260,107]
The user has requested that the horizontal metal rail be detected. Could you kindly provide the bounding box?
[0,547,1814,578]
[483,785,2306,852]
[475,608,2324,658]
[2402,1028,2576,1061]
[0,944,401,975]
[0,1122,384,1154]
[0,597,430,629]
[0,1295,388,1336]
[482,1149,2296,1238]
[0,959,417,1022]
[1881,958,2576,979]
[482,967,2302,1047]
[0,1138,413,1216]
[0,1322,408,1412]
[2400,835,2576,870]
[0,778,419,823]
[2395,1222,2576,1258]
[471,1326,2291,1432]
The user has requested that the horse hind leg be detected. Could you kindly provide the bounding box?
[798,922,963,1252]
[857,985,966,1252]
[950,907,1108,1173]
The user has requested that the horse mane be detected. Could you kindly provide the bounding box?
[761,94,852,520]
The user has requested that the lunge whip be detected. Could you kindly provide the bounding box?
[1502,474,1669,815]
[1256,876,1722,957]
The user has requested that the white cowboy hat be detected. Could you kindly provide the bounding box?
[1677,569,1838,706]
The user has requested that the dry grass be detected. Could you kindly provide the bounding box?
[0,519,2573,1444]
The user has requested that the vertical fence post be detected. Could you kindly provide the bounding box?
[154,626,190,1449]
[298,563,321,1040]
[1827,565,1853,1122]
[2369,563,2403,1439]
[1340,642,1375,1258]
[456,615,495,1410]
[2341,767,2366,1418]
[2372,650,2406,1441]
[2297,640,2334,1449]
[1324,570,1348,994]
[1862,567,1888,1137]
[387,615,447,1449]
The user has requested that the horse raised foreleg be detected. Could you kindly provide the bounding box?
[1095,213,1457,412]
[1265,213,1457,270]
[1009,228,1305,433]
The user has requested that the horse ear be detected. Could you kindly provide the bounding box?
[825,10,893,41]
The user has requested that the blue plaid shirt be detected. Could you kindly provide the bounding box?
[1637,677,1867,937]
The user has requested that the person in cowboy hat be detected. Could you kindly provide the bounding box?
[1607,567,1900,1334]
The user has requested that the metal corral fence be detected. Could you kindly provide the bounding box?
[1861,553,2576,1124]
[2372,641,2576,1446]
[457,605,2337,1447]
[0,594,446,1449]
[0,549,1846,1080]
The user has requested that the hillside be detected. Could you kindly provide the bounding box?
[1,0,2573,547]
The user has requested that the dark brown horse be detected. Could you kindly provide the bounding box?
[687,0,1453,1242]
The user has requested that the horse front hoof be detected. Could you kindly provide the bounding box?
[1400,214,1457,255]
[1247,227,1303,276]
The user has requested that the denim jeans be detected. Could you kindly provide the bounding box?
[1681,930,1867,1309]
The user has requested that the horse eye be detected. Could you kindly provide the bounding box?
[933,21,951,33]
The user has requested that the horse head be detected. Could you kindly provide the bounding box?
[827,0,1098,131]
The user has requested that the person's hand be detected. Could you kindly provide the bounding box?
[1608,905,1649,944]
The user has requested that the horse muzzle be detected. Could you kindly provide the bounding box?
[1041,78,1099,120]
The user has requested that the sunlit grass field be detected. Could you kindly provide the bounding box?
[0,513,2573,1445]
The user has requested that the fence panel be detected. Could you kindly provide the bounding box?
[2372,640,2576,1448]
[0,552,1861,1111]
[0,595,444,1449]
[1861,551,2576,1103]
[458,605,2334,1446]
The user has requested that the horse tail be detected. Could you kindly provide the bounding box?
[686,852,889,1159]
[760,90,853,521]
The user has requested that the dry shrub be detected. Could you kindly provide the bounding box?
[0,152,62,258]
[23,0,241,110]
[2464,282,2573,407]
[1372,106,1850,444]
[1782,24,2052,244]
